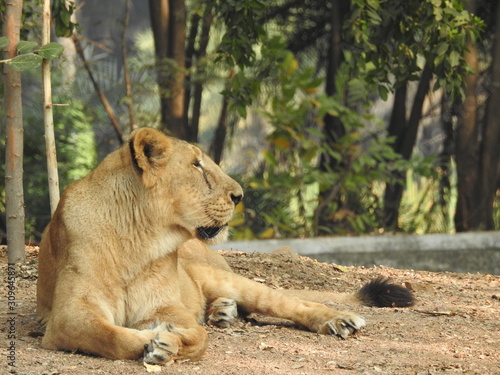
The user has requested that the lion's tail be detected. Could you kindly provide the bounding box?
[281,277,414,308]
[356,277,414,307]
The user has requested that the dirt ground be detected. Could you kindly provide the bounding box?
[1,245,499,375]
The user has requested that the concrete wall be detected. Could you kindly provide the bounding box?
[214,232,500,274]
[217,232,500,256]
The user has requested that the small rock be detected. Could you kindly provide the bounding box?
[270,246,300,262]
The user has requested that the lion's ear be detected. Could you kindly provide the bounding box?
[129,128,170,179]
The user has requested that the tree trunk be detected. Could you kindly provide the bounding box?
[438,93,454,208]
[210,94,229,164]
[186,13,213,143]
[184,11,201,142]
[42,0,61,216]
[3,0,26,264]
[315,0,348,234]
[149,0,187,140]
[455,40,480,231]
[477,1,500,230]
[319,0,346,169]
[383,85,407,228]
[383,64,432,230]
[121,0,135,132]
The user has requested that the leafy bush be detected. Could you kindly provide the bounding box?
[230,40,410,239]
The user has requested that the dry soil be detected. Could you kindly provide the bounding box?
[1,245,499,375]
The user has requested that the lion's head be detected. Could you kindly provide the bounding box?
[128,127,243,244]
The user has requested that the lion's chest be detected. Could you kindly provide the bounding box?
[114,254,205,327]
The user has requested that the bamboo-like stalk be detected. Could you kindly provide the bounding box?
[121,0,135,132]
[3,0,26,264]
[42,0,60,216]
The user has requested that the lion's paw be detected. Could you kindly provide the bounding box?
[143,326,181,365]
[207,298,238,328]
[317,311,366,339]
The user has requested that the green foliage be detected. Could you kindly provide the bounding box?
[51,0,77,37]
[21,94,97,239]
[214,0,267,68]
[19,0,43,39]
[231,42,410,239]
[0,37,9,50]
[37,42,65,59]
[0,37,64,71]
[346,0,484,100]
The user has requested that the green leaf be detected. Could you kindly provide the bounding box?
[7,53,43,71]
[37,42,64,59]
[436,42,449,56]
[378,85,389,101]
[17,41,38,53]
[449,50,460,67]
[236,105,247,118]
[0,36,11,50]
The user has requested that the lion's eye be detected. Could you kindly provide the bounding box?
[193,160,203,169]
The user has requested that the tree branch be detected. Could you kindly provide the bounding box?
[72,35,123,144]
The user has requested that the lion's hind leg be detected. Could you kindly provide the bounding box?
[308,306,365,338]
[207,297,238,328]
[196,264,365,339]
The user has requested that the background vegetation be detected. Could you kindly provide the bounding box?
[1,0,499,243]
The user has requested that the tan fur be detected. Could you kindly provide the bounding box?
[37,128,365,365]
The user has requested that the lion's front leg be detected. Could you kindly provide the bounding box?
[134,306,208,365]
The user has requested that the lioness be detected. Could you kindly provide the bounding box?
[37,127,413,365]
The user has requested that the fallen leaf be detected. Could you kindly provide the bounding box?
[144,362,162,372]
[259,342,274,351]
[403,281,414,291]
[332,264,350,273]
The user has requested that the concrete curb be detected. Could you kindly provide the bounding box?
[217,231,500,256]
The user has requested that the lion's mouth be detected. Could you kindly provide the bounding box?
[196,225,227,240]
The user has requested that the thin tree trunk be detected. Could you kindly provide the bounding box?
[400,64,433,159]
[455,40,480,231]
[149,0,171,134]
[319,0,346,168]
[210,94,229,164]
[121,0,135,132]
[383,64,433,229]
[42,0,60,216]
[383,85,408,228]
[149,0,187,139]
[184,11,201,141]
[478,1,500,229]
[315,0,348,233]
[438,93,454,209]
[188,13,213,143]
[387,85,408,143]
[3,0,26,264]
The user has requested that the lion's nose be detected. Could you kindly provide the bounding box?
[230,193,243,206]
